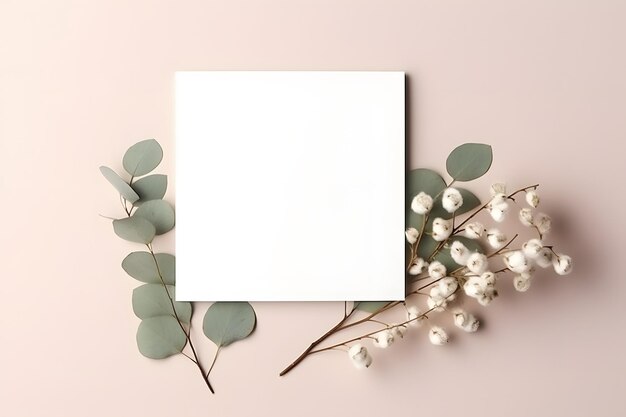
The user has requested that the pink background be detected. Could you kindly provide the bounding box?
[1,1,625,416]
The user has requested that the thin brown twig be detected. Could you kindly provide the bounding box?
[308,292,458,355]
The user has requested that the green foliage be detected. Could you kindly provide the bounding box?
[132,174,167,204]
[122,252,175,284]
[113,216,156,244]
[203,302,256,347]
[134,200,175,235]
[407,143,490,233]
[136,316,187,359]
[408,143,492,273]
[123,139,163,177]
[132,284,192,323]
[406,168,447,229]
[99,166,140,203]
[406,168,447,199]
[446,143,493,181]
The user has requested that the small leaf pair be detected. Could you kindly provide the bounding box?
[111,199,175,243]
[134,285,191,359]
[99,139,165,202]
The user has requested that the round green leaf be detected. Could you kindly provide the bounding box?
[203,302,256,348]
[123,139,163,177]
[99,166,139,203]
[112,216,155,244]
[355,301,390,313]
[122,252,175,284]
[406,168,446,201]
[132,284,191,323]
[446,143,493,181]
[132,174,167,204]
[136,316,187,359]
[406,168,447,229]
[134,200,175,235]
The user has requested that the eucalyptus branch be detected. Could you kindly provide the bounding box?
[103,139,260,395]
[146,244,215,393]
[121,207,215,393]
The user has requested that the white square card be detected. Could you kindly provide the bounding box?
[175,71,405,301]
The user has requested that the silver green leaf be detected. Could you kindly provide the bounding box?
[122,252,175,284]
[132,174,167,204]
[112,216,155,244]
[136,316,187,359]
[123,139,163,177]
[406,168,447,199]
[132,284,191,323]
[203,302,256,348]
[355,301,390,313]
[134,200,175,235]
[406,168,447,229]
[99,166,139,203]
[446,143,493,181]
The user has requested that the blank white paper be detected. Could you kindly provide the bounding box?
[175,71,405,301]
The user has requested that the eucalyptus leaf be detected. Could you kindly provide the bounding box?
[99,166,139,203]
[132,174,167,204]
[406,168,447,201]
[416,234,440,261]
[136,316,187,359]
[134,200,175,235]
[112,216,155,244]
[355,301,390,313]
[123,139,163,177]
[122,252,175,284]
[446,143,493,181]
[132,284,191,323]
[406,168,447,229]
[203,302,256,348]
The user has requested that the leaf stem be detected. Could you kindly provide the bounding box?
[146,245,215,394]
[120,204,214,394]
[206,347,221,379]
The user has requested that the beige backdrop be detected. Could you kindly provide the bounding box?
[1,1,625,416]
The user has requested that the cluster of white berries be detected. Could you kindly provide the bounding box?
[348,305,429,369]
[352,182,572,370]
[463,271,498,305]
